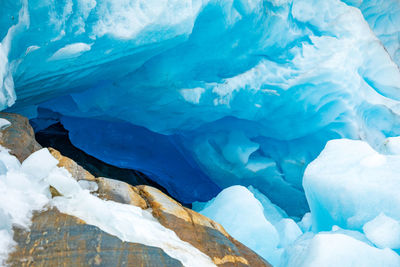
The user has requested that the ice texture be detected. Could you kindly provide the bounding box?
[198,137,400,265]
[363,213,400,250]
[303,139,400,232]
[281,233,400,267]
[1,0,400,216]
[195,185,302,265]
[344,0,400,66]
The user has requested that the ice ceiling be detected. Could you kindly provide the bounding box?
[1,0,400,216]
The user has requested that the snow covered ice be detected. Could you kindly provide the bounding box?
[1,0,400,266]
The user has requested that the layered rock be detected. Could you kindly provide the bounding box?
[2,113,271,267]
[8,209,183,267]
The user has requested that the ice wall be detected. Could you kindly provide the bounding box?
[344,0,400,66]
[1,0,400,215]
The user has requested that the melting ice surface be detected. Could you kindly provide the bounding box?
[1,0,400,265]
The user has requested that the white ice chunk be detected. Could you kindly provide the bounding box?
[49,43,92,61]
[0,119,10,130]
[363,213,400,249]
[275,218,302,248]
[298,213,312,233]
[198,185,281,265]
[303,139,400,231]
[249,185,288,224]
[21,148,58,181]
[0,146,51,265]
[282,233,400,267]
[47,167,82,196]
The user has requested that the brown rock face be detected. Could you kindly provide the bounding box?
[46,149,271,266]
[7,209,183,267]
[138,186,271,267]
[0,113,41,162]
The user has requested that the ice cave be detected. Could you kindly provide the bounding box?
[1,0,400,266]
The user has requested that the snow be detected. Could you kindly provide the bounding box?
[52,182,216,267]
[0,147,49,265]
[0,146,215,267]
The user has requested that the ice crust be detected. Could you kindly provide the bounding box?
[0,145,215,267]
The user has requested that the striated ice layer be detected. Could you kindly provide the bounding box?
[1,0,400,215]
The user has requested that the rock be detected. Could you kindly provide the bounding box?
[138,186,271,267]
[0,113,41,162]
[3,113,271,267]
[97,177,148,209]
[46,149,271,266]
[7,209,183,267]
[48,147,96,182]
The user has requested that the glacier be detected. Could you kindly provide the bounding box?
[1,0,400,265]
[2,0,400,216]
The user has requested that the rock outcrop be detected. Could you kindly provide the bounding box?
[8,209,183,267]
[0,113,41,162]
[2,113,271,267]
